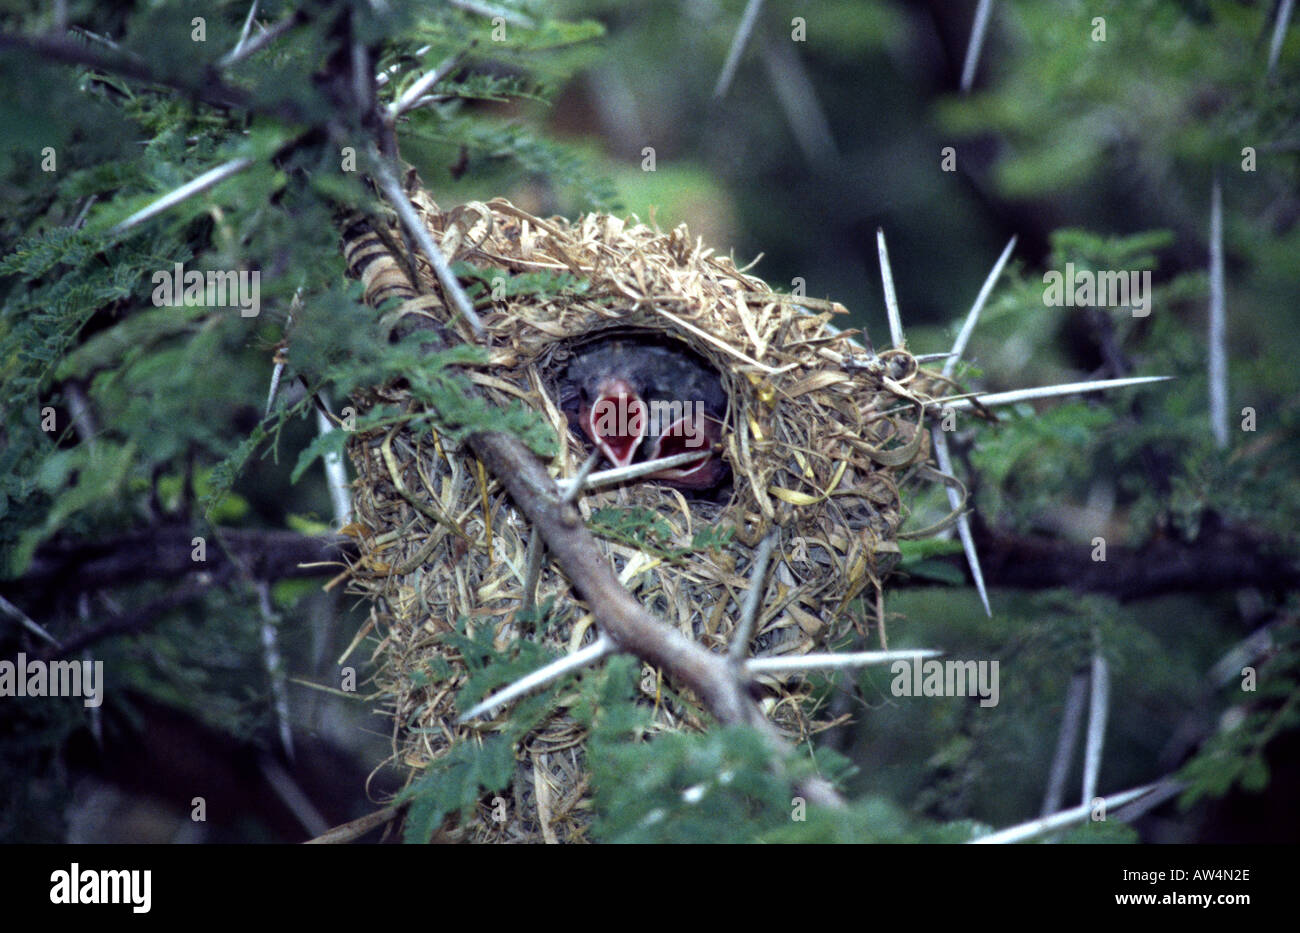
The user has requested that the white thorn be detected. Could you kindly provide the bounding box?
[110,157,254,235]
[877,229,905,348]
[554,449,710,493]
[1208,175,1228,448]
[1081,644,1111,806]
[945,235,1017,379]
[745,649,941,674]
[1268,0,1295,79]
[458,634,614,722]
[932,428,991,616]
[960,0,996,93]
[369,152,486,339]
[389,51,464,118]
[713,0,765,100]
[969,783,1161,844]
[944,375,1173,411]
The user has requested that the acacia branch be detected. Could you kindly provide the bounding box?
[961,520,1300,600]
[468,430,845,808]
[0,31,310,123]
[6,526,352,609]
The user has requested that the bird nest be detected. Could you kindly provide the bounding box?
[337,176,959,842]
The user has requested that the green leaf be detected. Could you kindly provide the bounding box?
[12,441,136,574]
[400,737,517,844]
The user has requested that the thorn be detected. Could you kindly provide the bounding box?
[1208,174,1228,448]
[713,0,765,100]
[1081,640,1111,806]
[0,594,62,649]
[960,0,996,93]
[945,235,1017,379]
[970,783,1162,844]
[1041,672,1088,818]
[389,50,466,118]
[554,450,713,493]
[110,157,255,235]
[746,649,942,674]
[561,449,603,505]
[458,634,614,722]
[931,428,991,617]
[1267,0,1295,80]
[943,375,1173,411]
[877,229,905,348]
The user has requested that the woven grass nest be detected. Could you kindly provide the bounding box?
[338,177,962,842]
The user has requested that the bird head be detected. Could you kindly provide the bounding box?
[561,335,730,490]
[644,406,728,489]
[578,376,647,469]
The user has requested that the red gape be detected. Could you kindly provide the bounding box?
[578,377,647,468]
[644,411,727,488]
[562,336,730,490]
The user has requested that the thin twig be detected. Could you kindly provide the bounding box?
[0,593,62,648]
[367,150,486,338]
[730,533,777,661]
[0,31,300,121]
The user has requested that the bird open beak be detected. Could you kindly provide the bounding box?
[646,412,724,486]
[583,378,647,468]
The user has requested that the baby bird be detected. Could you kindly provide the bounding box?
[559,335,729,490]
